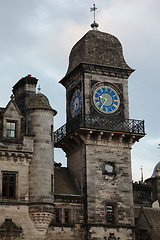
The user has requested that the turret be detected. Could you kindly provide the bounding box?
[145,162,160,207]
[27,92,57,232]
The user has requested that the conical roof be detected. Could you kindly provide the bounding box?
[66,29,132,75]
[27,93,53,110]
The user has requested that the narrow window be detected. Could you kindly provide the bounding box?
[6,121,16,138]
[64,209,70,224]
[2,172,16,199]
[55,209,61,223]
[51,125,53,141]
[139,229,148,240]
[106,204,115,224]
[51,174,53,192]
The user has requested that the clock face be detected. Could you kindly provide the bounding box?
[71,89,82,118]
[93,86,120,114]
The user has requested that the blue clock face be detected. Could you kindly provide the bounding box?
[71,89,82,118]
[93,86,120,114]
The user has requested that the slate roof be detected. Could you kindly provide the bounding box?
[66,29,132,75]
[134,207,160,239]
[54,167,81,195]
[27,93,53,111]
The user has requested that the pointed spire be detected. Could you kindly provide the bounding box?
[90,4,99,30]
[141,166,143,182]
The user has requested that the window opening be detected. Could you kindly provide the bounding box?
[106,204,115,224]
[51,125,53,141]
[55,209,61,223]
[51,174,53,192]
[6,121,16,138]
[138,229,148,240]
[2,172,16,199]
[103,162,115,175]
[64,209,70,224]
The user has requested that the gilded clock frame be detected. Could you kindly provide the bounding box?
[70,89,82,118]
[92,83,121,115]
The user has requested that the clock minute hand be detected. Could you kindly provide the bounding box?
[100,98,108,109]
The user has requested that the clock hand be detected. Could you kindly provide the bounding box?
[100,98,108,109]
[73,102,79,110]
[99,95,107,101]
[73,102,76,110]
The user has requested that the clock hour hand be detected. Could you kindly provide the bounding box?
[99,95,107,101]
[73,101,78,110]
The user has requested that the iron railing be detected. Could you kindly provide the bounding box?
[54,114,145,145]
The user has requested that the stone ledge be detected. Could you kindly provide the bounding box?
[84,223,135,229]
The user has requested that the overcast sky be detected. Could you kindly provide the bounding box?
[0,0,160,181]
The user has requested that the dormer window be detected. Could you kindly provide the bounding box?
[6,121,16,138]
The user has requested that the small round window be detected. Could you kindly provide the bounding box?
[105,163,114,174]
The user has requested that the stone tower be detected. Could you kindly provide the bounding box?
[27,93,57,232]
[54,27,145,239]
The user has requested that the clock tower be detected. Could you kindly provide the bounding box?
[54,25,145,240]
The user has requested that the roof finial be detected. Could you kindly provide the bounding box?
[10,94,14,100]
[140,166,143,182]
[38,85,41,93]
[90,4,99,30]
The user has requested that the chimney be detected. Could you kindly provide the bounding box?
[12,75,38,115]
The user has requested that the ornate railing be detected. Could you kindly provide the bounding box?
[54,115,145,145]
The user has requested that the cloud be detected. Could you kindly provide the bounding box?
[132,136,160,181]
[0,0,159,180]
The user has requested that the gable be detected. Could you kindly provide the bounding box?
[3,99,22,119]
[135,207,160,239]
[136,210,151,230]
[1,98,22,139]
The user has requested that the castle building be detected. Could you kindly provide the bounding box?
[0,22,159,240]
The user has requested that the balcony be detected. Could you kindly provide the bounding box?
[54,114,145,145]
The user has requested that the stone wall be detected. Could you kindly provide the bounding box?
[47,198,84,240]
[85,138,134,240]
[0,205,47,240]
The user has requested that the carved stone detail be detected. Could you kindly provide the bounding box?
[0,218,22,238]
[29,212,53,232]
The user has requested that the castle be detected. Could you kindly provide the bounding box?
[0,22,160,240]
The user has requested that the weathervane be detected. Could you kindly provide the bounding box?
[90,4,97,22]
[90,4,99,30]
